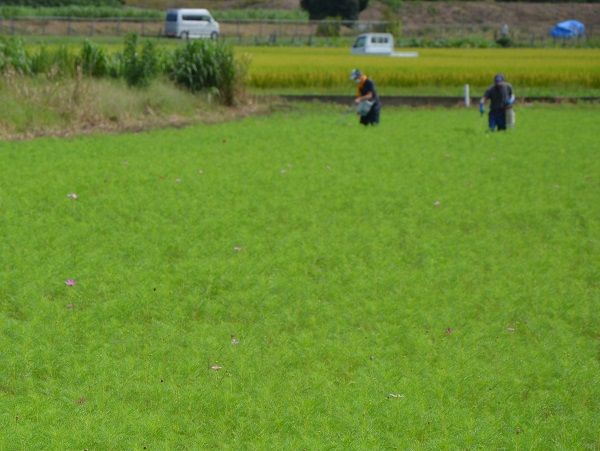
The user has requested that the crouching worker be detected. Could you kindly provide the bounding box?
[350,69,381,126]
[479,74,515,131]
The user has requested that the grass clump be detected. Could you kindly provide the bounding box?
[0,72,222,138]
[122,31,159,87]
[166,39,245,105]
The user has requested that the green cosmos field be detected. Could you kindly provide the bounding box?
[1,103,598,449]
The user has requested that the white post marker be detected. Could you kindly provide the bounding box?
[507,108,516,129]
[464,84,470,107]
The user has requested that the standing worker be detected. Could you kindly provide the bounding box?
[350,69,381,126]
[479,74,515,132]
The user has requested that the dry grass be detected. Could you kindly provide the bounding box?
[0,70,271,140]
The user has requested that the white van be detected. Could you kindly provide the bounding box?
[350,33,418,57]
[165,9,220,40]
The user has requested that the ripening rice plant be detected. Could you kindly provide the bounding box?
[243,47,600,90]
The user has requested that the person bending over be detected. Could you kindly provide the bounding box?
[350,68,381,126]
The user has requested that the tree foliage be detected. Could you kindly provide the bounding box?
[300,0,369,21]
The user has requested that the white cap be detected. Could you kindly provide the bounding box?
[350,69,362,80]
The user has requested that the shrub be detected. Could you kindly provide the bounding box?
[397,36,497,49]
[316,17,341,37]
[29,44,77,77]
[77,39,110,77]
[166,40,239,105]
[374,6,401,36]
[52,45,78,77]
[30,43,51,75]
[496,37,514,48]
[0,36,31,75]
[122,32,159,88]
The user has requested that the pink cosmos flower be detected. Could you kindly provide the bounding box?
[434,201,441,206]
[234,247,242,251]
[67,193,77,199]
[65,280,77,286]
[446,328,451,334]
[210,366,222,371]
[508,327,515,331]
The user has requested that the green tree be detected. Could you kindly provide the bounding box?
[300,0,369,21]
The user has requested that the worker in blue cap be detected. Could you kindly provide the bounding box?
[479,74,515,131]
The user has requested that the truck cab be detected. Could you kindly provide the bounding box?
[350,33,394,55]
[350,33,418,57]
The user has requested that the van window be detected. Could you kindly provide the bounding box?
[182,14,210,22]
[370,36,389,44]
[353,36,366,48]
[166,12,177,22]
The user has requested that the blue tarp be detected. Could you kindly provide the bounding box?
[550,20,585,38]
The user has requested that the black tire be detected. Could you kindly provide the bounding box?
[210,32,218,41]
[181,31,189,41]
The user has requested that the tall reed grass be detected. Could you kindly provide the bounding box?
[165,40,241,105]
[0,34,247,102]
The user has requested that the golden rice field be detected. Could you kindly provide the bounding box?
[240,47,600,94]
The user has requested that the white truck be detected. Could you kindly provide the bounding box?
[165,9,220,40]
[350,33,418,57]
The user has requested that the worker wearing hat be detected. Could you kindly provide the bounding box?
[479,74,515,131]
[350,69,381,126]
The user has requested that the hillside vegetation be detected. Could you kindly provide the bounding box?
[122,0,600,28]
[1,1,598,36]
